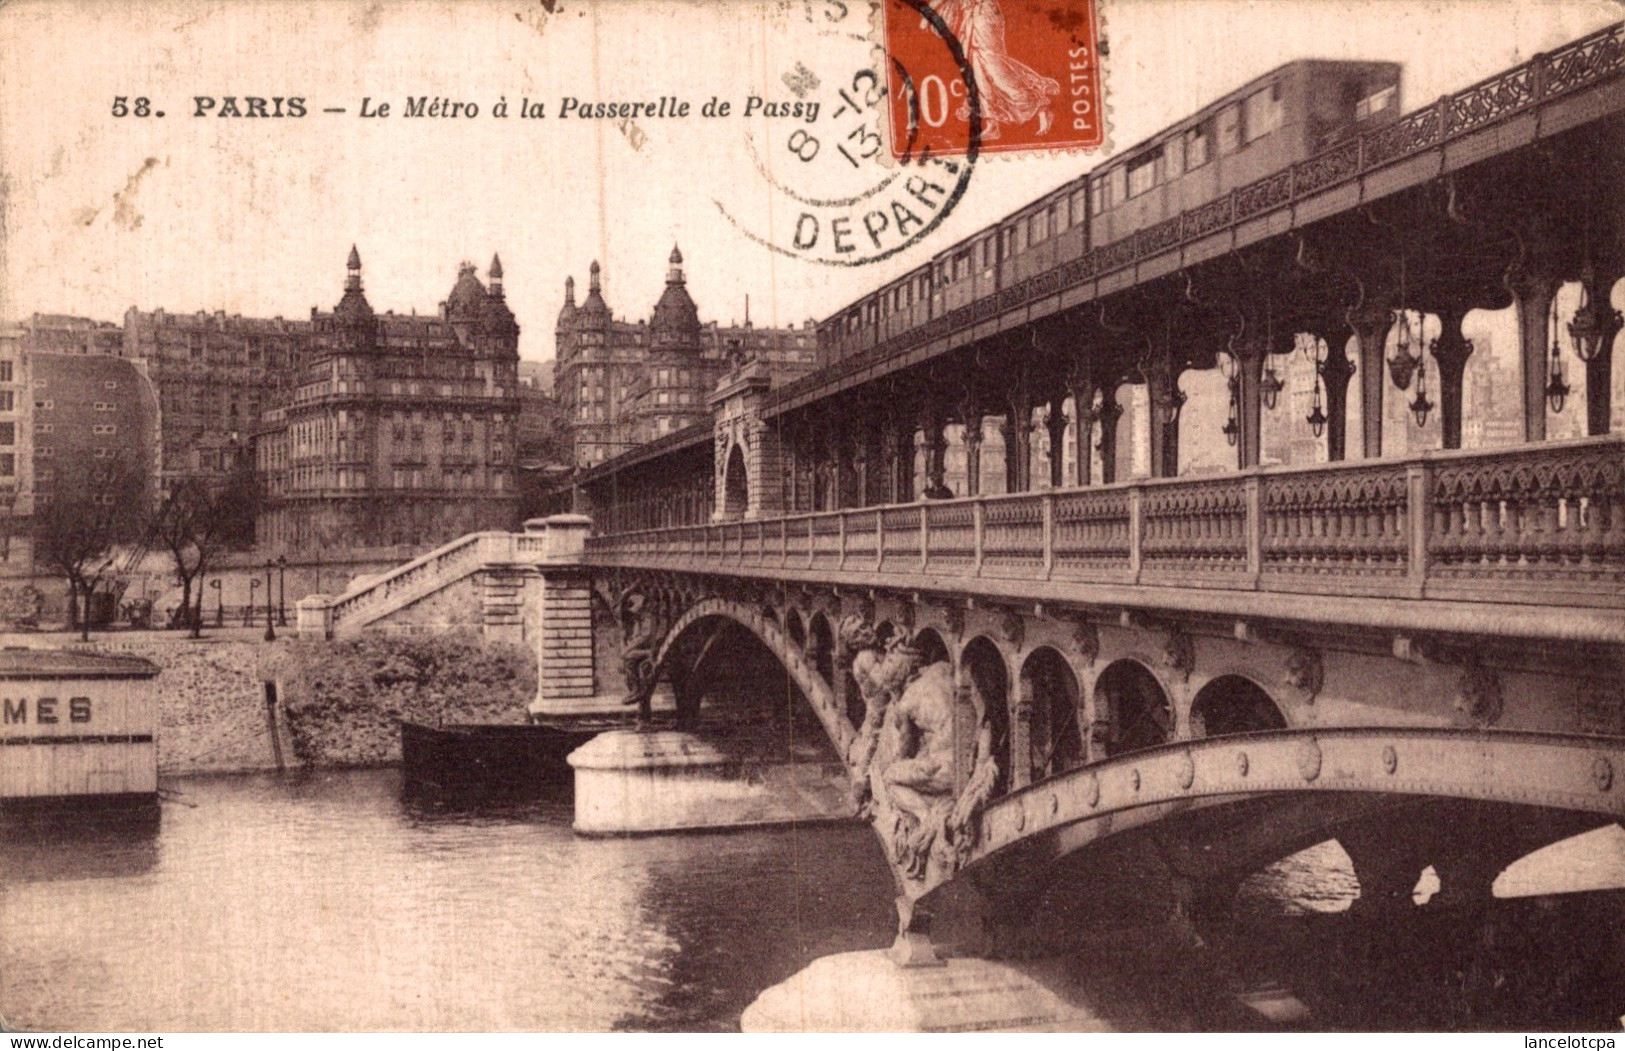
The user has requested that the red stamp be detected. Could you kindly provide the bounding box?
[881,0,1105,158]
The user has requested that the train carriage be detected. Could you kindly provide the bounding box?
[817,59,1403,370]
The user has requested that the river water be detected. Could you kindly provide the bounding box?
[3,768,1622,1032]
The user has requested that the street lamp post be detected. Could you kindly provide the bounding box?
[263,560,277,642]
[276,556,288,627]
[210,578,223,627]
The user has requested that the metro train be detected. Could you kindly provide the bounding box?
[819,59,1403,366]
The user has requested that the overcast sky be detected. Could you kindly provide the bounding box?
[0,0,1615,363]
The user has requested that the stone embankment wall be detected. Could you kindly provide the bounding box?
[62,633,535,775]
[279,634,534,767]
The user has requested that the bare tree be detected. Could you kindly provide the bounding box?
[34,454,147,641]
[150,460,259,637]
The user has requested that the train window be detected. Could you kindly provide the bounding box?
[1218,104,1241,155]
[1002,228,1017,258]
[1089,175,1108,214]
[1243,84,1283,142]
[1184,123,1212,169]
[1030,209,1049,244]
[1126,146,1162,197]
[1069,188,1087,226]
[1356,85,1396,120]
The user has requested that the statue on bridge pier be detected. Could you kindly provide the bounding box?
[851,633,1001,890]
[617,591,660,721]
[842,616,917,816]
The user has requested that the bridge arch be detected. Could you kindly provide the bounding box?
[1019,646,1085,783]
[721,443,749,520]
[807,611,836,690]
[960,635,1012,801]
[651,597,854,759]
[1189,674,1288,738]
[910,626,951,668]
[786,607,806,651]
[1093,658,1174,758]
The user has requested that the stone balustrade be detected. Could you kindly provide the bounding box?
[584,436,1625,614]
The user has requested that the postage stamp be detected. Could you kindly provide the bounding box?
[881,0,1105,157]
[714,0,978,267]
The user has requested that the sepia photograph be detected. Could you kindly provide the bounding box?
[0,0,1621,1034]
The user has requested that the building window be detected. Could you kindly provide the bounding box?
[34,422,51,433]
[0,454,12,476]
[37,445,52,457]
[35,399,53,410]
[103,379,118,389]
[0,392,12,411]
[0,423,12,444]
[0,362,12,382]
[93,424,117,435]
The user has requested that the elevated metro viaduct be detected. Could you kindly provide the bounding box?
[311,24,1625,967]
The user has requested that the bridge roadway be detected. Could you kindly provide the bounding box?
[570,434,1625,957]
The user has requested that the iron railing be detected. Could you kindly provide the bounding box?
[585,436,1625,609]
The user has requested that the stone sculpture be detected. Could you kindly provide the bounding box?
[842,615,919,818]
[618,591,659,719]
[874,658,1002,881]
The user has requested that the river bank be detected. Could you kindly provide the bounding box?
[2,630,537,775]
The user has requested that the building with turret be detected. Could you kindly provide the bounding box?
[255,248,522,554]
[554,247,820,468]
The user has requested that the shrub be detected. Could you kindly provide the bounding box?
[281,632,536,766]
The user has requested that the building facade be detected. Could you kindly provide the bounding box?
[121,307,308,494]
[554,247,819,468]
[29,352,161,511]
[255,248,522,554]
[0,325,32,569]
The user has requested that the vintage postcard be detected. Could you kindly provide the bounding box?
[1,0,1622,1036]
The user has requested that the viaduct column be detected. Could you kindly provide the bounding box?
[1096,385,1122,484]
[1576,261,1623,436]
[1143,351,1183,478]
[919,401,949,498]
[1004,379,1034,493]
[1067,358,1095,487]
[1431,304,1474,450]
[1045,394,1068,488]
[959,386,984,497]
[893,411,917,502]
[1350,305,1394,459]
[1234,334,1266,469]
[1314,328,1357,462]
[1509,264,1560,443]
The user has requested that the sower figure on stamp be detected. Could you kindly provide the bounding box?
[924,0,1059,138]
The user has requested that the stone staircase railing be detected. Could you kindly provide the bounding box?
[296,516,588,639]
